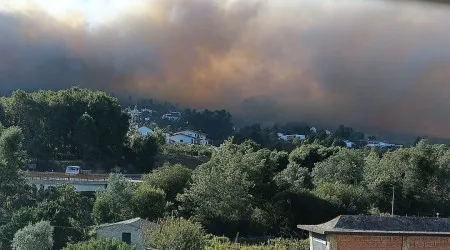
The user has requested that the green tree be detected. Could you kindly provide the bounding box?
[131,183,166,221]
[74,113,99,163]
[1,87,129,165]
[289,143,338,170]
[12,221,53,250]
[183,109,234,143]
[314,182,370,214]
[144,163,192,201]
[0,126,32,249]
[312,149,365,185]
[127,133,159,172]
[152,128,167,148]
[63,238,136,250]
[177,141,256,235]
[93,174,134,224]
[363,140,450,215]
[274,163,312,192]
[32,185,92,249]
[178,140,287,235]
[145,217,206,250]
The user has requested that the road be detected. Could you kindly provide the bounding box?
[25,172,142,191]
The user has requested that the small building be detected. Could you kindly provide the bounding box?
[298,215,450,250]
[167,130,211,146]
[168,133,198,145]
[277,133,306,141]
[310,127,317,133]
[343,140,354,148]
[96,218,156,250]
[162,111,181,121]
[137,126,153,136]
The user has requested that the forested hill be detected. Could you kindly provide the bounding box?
[2,87,450,249]
[0,87,440,173]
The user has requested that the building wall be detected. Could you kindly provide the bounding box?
[97,224,146,250]
[180,131,198,138]
[405,236,450,250]
[169,134,195,144]
[138,127,153,136]
[330,235,402,250]
[323,234,450,250]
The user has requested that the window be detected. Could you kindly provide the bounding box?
[122,232,131,244]
[180,140,183,143]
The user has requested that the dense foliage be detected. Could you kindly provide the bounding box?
[205,237,309,250]
[143,163,192,201]
[145,217,206,250]
[162,143,213,158]
[63,238,136,250]
[12,221,53,250]
[1,87,129,169]
[4,88,450,250]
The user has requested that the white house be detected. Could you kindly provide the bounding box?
[366,141,398,148]
[310,127,317,133]
[96,218,156,250]
[344,140,355,148]
[277,133,306,141]
[162,112,181,121]
[167,130,211,146]
[137,126,153,136]
[167,133,198,145]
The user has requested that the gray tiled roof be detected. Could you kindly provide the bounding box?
[298,215,450,235]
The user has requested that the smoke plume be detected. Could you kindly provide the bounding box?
[1,0,450,138]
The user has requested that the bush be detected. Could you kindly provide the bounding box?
[205,236,309,250]
[12,221,53,250]
[131,183,166,221]
[143,163,192,201]
[63,238,136,250]
[162,144,213,158]
[145,217,206,250]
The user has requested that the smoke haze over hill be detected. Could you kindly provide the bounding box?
[1,0,450,138]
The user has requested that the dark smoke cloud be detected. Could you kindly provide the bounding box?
[1,0,450,138]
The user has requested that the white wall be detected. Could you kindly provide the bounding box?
[97,224,145,250]
[138,127,153,136]
[169,134,195,144]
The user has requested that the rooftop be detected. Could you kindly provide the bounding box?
[98,218,156,230]
[298,215,450,235]
[178,130,207,135]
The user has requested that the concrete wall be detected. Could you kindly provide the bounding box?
[321,234,450,250]
[97,224,146,250]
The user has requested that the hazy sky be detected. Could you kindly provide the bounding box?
[1,0,450,138]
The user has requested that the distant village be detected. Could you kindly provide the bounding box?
[126,106,403,149]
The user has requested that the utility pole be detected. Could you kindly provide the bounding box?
[391,186,395,216]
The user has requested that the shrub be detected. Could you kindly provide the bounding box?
[163,144,213,158]
[131,183,166,221]
[63,238,136,250]
[205,236,309,250]
[12,221,54,250]
[143,163,192,201]
[145,217,206,250]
